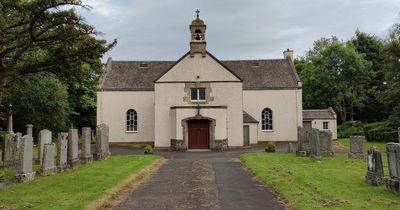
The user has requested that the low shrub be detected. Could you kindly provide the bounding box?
[265,142,276,152]
[144,144,153,154]
[364,122,397,142]
[338,121,365,138]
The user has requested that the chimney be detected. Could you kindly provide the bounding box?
[283,48,294,62]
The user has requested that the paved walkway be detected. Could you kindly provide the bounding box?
[113,148,284,210]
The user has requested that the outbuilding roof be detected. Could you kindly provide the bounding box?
[99,52,300,91]
[303,108,336,120]
[243,111,259,123]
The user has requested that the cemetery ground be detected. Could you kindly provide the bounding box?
[241,153,400,210]
[0,155,160,210]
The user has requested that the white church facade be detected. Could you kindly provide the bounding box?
[97,13,303,150]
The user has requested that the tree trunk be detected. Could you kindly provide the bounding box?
[339,100,347,122]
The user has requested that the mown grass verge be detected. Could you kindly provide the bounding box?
[240,153,399,210]
[0,155,160,210]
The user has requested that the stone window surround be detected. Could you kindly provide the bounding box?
[183,82,214,104]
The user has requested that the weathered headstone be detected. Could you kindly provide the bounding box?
[39,129,52,165]
[95,123,111,160]
[365,147,384,185]
[68,129,81,168]
[310,128,322,160]
[386,143,400,194]
[57,132,68,172]
[2,132,17,167]
[15,135,36,183]
[296,127,307,156]
[349,136,364,158]
[41,143,57,175]
[319,130,334,156]
[81,127,93,164]
[26,124,33,137]
[15,132,22,149]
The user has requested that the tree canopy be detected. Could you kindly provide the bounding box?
[0,0,116,101]
[298,37,372,122]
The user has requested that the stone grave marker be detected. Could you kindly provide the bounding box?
[39,129,52,165]
[310,128,322,160]
[319,130,334,156]
[15,132,22,149]
[3,132,17,167]
[41,143,57,176]
[296,126,307,156]
[26,124,33,137]
[81,127,93,164]
[365,147,384,185]
[57,132,68,172]
[68,129,81,168]
[95,123,111,160]
[287,143,294,153]
[349,136,364,158]
[386,143,400,194]
[15,135,35,183]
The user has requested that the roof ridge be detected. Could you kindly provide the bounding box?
[221,58,287,62]
[111,60,176,63]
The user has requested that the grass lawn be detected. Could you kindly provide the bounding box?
[241,153,399,210]
[337,138,387,151]
[0,155,159,210]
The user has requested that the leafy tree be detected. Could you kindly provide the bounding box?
[1,73,70,135]
[380,24,400,127]
[349,30,389,122]
[0,0,116,105]
[297,37,372,122]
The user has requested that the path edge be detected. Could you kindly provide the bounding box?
[238,155,294,210]
[84,157,167,210]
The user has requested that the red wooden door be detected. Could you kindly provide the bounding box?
[188,120,210,149]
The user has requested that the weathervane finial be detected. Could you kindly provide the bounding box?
[196,9,200,19]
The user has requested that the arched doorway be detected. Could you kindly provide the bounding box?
[187,119,210,149]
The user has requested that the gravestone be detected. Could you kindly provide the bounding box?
[296,127,307,156]
[319,130,334,156]
[26,124,33,137]
[3,132,17,167]
[68,129,81,169]
[39,129,52,165]
[57,132,68,172]
[41,143,57,175]
[95,123,111,160]
[365,147,384,185]
[386,143,400,194]
[349,136,364,158]
[81,127,93,164]
[15,135,36,183]
[310,128,322,160]
[15,132,22,149]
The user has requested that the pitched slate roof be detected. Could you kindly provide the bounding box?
[99,53,300,91]
[303,108,336,120]
[243,111,259,123]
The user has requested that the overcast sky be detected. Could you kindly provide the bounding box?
[79,0,400,62]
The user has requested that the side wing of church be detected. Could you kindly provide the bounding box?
[97,12,303,150]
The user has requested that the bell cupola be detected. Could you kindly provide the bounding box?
[190,10,207,56]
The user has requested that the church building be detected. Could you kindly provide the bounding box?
[97,12,303,150]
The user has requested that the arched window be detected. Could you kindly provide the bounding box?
[126,109,137,132]
[261,108,273,131]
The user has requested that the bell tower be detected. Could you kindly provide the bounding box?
[190,10,207,56]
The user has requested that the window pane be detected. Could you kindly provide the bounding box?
[198,88,206,100]
[191,88,197,100]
